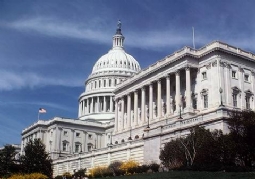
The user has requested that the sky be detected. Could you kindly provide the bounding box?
[0,0,255,146]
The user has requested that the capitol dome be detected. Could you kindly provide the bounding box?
[89,22,140,79]
[91,48,140,74]
[78,21,141,123]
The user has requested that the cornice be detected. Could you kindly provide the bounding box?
[114,41,255,93]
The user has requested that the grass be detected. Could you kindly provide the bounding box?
[101,171,255,179]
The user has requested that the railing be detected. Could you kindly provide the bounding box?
[115,41,255,91]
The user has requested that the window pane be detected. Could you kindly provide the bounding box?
[204,95,208,108]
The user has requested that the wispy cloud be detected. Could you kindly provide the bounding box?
[3,17,110,44]
[0,100,74,112]
[0,70,83,91]
[2,17,207,50]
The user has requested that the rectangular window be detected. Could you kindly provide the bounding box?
[88,145,92,151]
[203,94,208,108]
[232,71,236,78]
[76,132,80,137]
[88,134,93,139]
[75,144,80,153]
[202,72,207,80]
[233,94,237,108]
[245,96,250,109]
[244,74,249,82]
[64,131,68,136]
[62,142,68,151]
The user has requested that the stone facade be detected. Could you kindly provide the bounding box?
[21,23,255,177]
[21,117,114,160]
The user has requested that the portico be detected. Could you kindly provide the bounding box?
[114,66,197,133]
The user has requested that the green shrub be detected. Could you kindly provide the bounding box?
[150,163,160,172]
[53,176,62,179]
[108,161,125,176]
[139,164,150,173]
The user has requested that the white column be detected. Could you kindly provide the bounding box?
[166,75,171,115]
[175,70,181,113]
[70,129,74,153]
[157,79,162,118]
[226,65,231,106]
[97,96,100,112]
[86,99,89,114]
[54,127,59,151]
[87,98,90,113]
[127,94,131,129]
[149,83,153,120]
[121,97,125,130]
[84,99,86,114]
[134,90,138,126]
[115,99,118,132]
[110,96,113,112]
[141,87,145,123]
[90,97,94,113]
[103,96,106,112]
[239,67,245,109]
[219,62,226,106]
[185,67,192,111]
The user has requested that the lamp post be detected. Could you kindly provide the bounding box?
[110,132,113,145]
[128,129,132,140]
[178,104,183,119]
[219,87,224,107]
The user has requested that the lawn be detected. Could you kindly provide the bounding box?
[102,171,255,179]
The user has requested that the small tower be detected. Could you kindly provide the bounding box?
[112,20,125,49]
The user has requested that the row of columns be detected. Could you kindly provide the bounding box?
[79,95,114,116]
[115,68,192,132]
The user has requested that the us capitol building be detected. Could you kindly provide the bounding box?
[21,22,255,177]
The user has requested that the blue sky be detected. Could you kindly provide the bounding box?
[0,0,255,146]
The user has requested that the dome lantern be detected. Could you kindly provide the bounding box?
[113,20,125,49]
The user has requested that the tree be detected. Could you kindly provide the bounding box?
[20,139,52,178]
[73,168,87,178]
[226,110,255,167]
[0,145,19,177]
[159,139,186,169]
[211,129,236,167]
[160,127,231,170]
